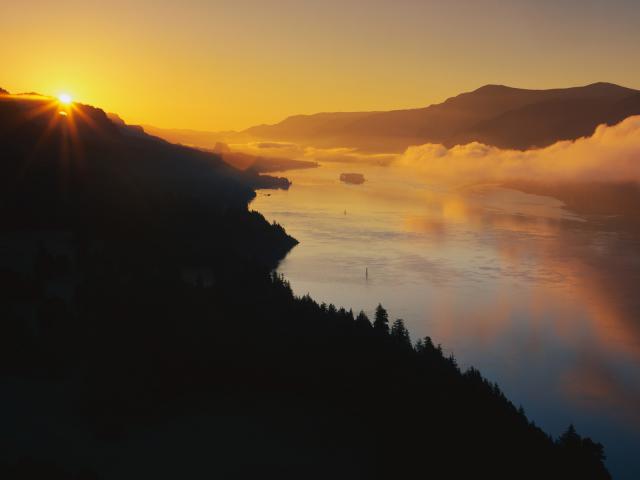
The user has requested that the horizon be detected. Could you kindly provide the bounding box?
[141,81,640,132]
[2,80,638,133]
[3,0,640,131]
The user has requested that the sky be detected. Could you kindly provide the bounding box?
[1,0,639,131]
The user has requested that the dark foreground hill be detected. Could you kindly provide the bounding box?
[244,82,640,152]
[0,90,610,479]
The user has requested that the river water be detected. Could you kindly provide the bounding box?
[251,162,640,479]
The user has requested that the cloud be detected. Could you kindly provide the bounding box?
[255,142,297,149]
[397,116,640,184]
[302,146,395,165]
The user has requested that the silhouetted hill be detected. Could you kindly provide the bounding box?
[243,82,640,151]
[614,92,640,119]
[0,92,610,479]
[0,94,296,266]
[460,96,622,149]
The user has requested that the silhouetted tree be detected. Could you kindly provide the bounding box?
[373,303,389,334]
[558,424,581,449]
[355,310,372,330]
[390,318,411,348]
[557,424,610,479]
[415,335,436,355]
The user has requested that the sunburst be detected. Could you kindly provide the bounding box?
[58,93,73,105]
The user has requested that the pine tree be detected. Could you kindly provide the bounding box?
[355,310,372,330]
[390,318,411,347]
[373,304,389,334]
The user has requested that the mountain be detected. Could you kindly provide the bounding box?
[0,92,296,267]
[0,90,610,480]
[244,82,640,152]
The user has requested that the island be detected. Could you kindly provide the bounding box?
[340,172,365,184]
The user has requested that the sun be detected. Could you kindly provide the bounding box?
[58,93,73,105]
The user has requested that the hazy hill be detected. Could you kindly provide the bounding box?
[244,82,640,152]
[211,142,317,173]
[141,123,252,147]
[141,124,317,172]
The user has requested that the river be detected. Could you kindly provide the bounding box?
[251,161,640,479]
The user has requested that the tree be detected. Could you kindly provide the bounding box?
[557,424,609,478]
[373,304,389,335]
[390,319,411,348]
[355,310,372,330]
[558,424,581,449]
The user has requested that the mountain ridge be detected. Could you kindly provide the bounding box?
[138,82,640,154]
[242,82,640,152]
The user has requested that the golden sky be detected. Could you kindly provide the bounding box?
[2,0,639,131]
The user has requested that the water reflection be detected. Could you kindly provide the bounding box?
[251,162,640,479]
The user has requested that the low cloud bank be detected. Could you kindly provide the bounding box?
[398,116,640,184]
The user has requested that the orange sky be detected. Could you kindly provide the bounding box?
[2,0,639,131]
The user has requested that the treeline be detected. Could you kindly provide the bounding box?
[1,247,610,479]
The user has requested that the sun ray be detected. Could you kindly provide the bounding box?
[9,93,112,205]
[22,98,59,122]
[13,113,60,187]
[70,105,100,133]
[65,104,87,176]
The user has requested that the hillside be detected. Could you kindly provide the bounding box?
[0,90,610,479]
[0,92,296,266]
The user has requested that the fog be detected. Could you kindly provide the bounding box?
[398,116,640,184]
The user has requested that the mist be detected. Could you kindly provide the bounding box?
[397,116,640,184]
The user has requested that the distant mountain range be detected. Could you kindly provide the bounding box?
[146,82,640,153]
